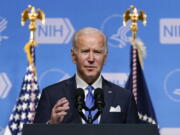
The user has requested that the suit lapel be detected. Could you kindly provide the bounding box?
[100,78,114,123]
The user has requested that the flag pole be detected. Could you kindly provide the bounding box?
[123,5,147,101]
[123,5,147,68]
[21,5,45,73]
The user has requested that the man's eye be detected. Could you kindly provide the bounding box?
[81,50,89,53]
[94,50,103,54]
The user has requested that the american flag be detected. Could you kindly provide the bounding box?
[4,47,40,135]
[125,39,157,124]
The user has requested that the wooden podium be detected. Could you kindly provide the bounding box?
[22,124,159,135]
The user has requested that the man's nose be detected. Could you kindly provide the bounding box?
[88,52,95,62]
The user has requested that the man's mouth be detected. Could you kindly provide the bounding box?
[85,66,96,70]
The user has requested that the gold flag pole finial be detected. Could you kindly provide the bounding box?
[123,5,147,67]
[21,5,45,72]
[123,5,147,40]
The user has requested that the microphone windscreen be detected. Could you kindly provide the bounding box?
[94,88,105,109]
[75,88,85,111]
[75,88,85,98]
[94,88,103,98]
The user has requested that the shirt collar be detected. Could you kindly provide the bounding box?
[75,73,102,89]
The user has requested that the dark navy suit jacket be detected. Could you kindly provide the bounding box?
[34,76,139,124]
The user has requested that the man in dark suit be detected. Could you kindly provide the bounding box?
[34,27,139,124]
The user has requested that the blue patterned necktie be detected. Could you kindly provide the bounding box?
[85,85,98,124]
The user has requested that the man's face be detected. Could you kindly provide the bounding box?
[71,32,107,84]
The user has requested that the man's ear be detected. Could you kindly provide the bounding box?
[103,53,108,65]
[71,49,76,64]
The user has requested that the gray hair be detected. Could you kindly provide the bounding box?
[72,27,108,53]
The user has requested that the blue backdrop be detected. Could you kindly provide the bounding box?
[0,0,180,134]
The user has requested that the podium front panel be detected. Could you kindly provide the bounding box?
[22,124,159,135]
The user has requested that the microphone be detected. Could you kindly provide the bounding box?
[90,88,105,123]
[75,88,85,111]
[94,88,105,112]
[75,88,89,123]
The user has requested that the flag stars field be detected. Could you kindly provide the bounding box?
[11,123,17,130]
[14,114,20,121]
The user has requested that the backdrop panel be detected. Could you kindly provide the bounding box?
[0,0,180,134]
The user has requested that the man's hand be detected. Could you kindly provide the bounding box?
[48,97,70,124]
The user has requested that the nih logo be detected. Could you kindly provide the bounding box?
[36,18,75,44]
[160,19,180,44]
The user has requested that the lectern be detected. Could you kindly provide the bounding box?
[22,124,159,135]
